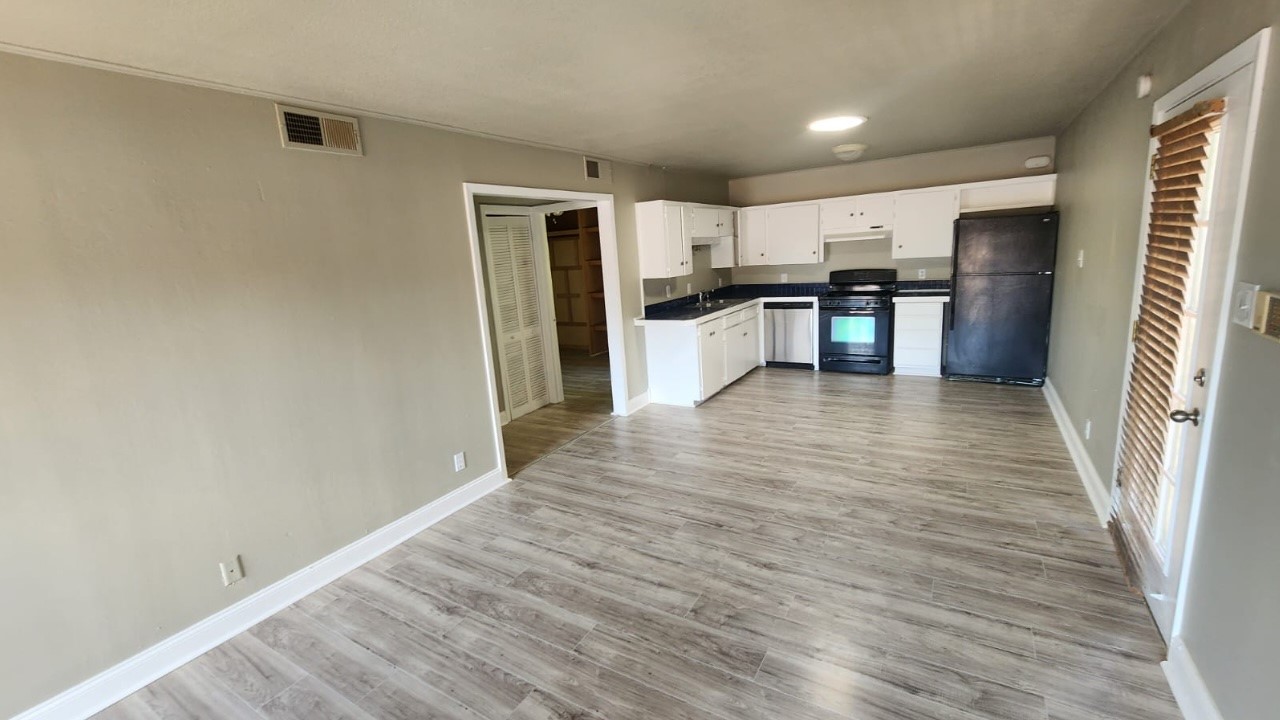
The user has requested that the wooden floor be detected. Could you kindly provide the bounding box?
[95,369,1181,720]
[501,351,613,475]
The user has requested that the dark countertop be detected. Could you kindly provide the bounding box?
[641,297,756,321]
[642,280,952,321]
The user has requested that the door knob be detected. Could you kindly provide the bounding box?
[1193,368,1207,387]
[1170,408,1202,426]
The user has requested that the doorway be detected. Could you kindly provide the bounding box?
[465,185,626,479]
[1110,32,1269,640]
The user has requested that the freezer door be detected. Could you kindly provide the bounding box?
[946,274,1053,381]
[954,213,1059,275]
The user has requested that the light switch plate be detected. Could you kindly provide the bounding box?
[1076,250,1085,268]
[1232,282,1261,328]
[453,451,467,472]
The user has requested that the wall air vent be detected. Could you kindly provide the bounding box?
[275,104,362,156]
[584,156,612,182]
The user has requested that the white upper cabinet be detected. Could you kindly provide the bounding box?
[892,189,959,259]
[738,207,769,266]
[687,206,720,239]
[820,193,895,237]
[636,200,693,278]
[958,176,1056,214]
[716,208,736,237]
[763,204,822,265]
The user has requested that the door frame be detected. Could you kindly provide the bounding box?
[463,183,629,480]
[479,205,565,415]
[1109,29,1270,639]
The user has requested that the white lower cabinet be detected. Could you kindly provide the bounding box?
[893,298,948,376]
[643,303,763,406]
[697,319,727,401]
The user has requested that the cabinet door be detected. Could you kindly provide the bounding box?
[687,206,720,238]
[820,197,861,233]
[668,204,693,276]
[732,318,760,380]
[856,193,895,232]
[716,208,736,238]
[698,323,726,400]
[892,189,958,259]
[765,204,822,264]
[739,207,769,266]
[710,236,736,268]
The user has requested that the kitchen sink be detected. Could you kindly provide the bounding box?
[692,299,744,309]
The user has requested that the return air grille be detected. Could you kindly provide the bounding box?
[275,104,362,155]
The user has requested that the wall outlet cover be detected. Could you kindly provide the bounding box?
[917,269,928,279]
[219,556,244,587]
[1084,419,1092,440]
[780,273,788,283]
[686,283,692,295]
[1076,249,1085,268]
[453,451,467,472]
[1232,282,1261,328]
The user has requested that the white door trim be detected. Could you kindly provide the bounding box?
[1165,28,1270,641]
[1109,29,1270,644]
[479,205,564,406]
[464,184,630,481]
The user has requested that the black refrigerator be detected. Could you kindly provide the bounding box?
[945,212,1059,386]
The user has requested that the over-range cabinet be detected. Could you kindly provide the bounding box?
[945,212,1059,386]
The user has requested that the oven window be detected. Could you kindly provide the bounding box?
[830,316,876,345]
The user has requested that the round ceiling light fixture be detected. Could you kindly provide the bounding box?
[832,143,868,161]
[808,115,866,132]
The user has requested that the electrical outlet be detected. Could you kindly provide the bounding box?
[219,556,244,587]
[780,273,788,283]
[665,285,672,298]
[1084,419,1092,440]
[917,269,928,279]
[718,277,724,287]
[1076,250,1085,269]
[453,451,467,472]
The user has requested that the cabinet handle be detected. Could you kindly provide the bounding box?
[870,225,884,230]
[742,331,748,337]
[709,331,716,336]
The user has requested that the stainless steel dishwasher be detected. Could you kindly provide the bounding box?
[762,301,815,369]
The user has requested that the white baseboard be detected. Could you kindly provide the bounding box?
[1042,379,1110,526]
[621,391,650,416]
[14,468,509,720]
[1162,637,1224,720]
[499,410,511,426]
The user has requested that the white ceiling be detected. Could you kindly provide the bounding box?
[0,0,1186,177]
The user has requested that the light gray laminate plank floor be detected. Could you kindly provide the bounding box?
[94,370,1180,720]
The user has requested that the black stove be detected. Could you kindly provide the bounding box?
[818,269,897,374]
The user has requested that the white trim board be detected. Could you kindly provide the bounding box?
[622,391,650,416]
[1162,638,1225,720]
[1043,379,1110,525]
[13,469,508,720]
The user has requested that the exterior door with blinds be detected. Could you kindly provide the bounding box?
[483,215,551,421]
[1113,60,1259,638]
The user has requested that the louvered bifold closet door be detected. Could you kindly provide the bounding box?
[1111,99,1225,586]
[483,216,550,420]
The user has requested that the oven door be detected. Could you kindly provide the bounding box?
[818,306,892,372]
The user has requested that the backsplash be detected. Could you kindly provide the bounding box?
[728,237,952,285]
[643,279,951,317]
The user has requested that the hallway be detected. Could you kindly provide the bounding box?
[501,351,613,475]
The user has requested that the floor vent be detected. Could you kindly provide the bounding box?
[275,104,362,156]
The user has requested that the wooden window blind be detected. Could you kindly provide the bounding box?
[1111,99,1226,581]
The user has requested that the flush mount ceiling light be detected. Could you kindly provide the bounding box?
[808,115,866,132]
[832,143,868,161]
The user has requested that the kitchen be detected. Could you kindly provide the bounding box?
[636,173,1059,406]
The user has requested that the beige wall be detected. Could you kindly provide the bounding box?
[727,136,1056,206]
[641,248,732,305]
[1048,1,1280,717]
[724,137,1055,284]
[0,51,726,717]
